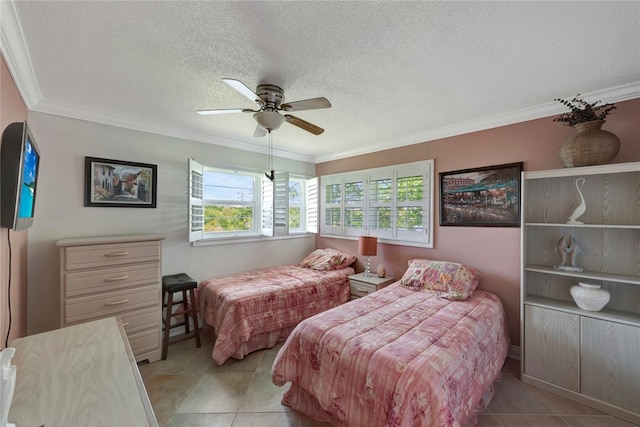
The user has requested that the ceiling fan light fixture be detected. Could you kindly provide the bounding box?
[253,110,285,132]
[199,78,330,135]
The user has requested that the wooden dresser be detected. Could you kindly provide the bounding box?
[8,316,158,426]
[57,234,164,363]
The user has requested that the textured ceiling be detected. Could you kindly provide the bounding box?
[2,1,640,162]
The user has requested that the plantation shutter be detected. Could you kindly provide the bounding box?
[261,174,274,237]
[395,165,430,243]
[344,174,366,237]
[321,175,343,235]
[261,172,289,236]
[320,160,434,248]
[367,171,393,239]
[306,177,318,234]
[273,172,289,236]
[188,158,204,242]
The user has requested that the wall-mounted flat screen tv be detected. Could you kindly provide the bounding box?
[1,122,41,231]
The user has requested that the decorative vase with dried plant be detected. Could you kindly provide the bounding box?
[554,94,620,168]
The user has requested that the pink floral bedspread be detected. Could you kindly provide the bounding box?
[198,265,354,365]
[271,283,510,427]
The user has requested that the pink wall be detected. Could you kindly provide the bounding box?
[0,55,29,347]
[317,98,640,348]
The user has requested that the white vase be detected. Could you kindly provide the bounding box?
[376,264,386,278]
[570,282,610,312]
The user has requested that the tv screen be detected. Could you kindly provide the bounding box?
[1,122,41,231]
[17,134,39,219]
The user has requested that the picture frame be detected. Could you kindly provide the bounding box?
[84,157,157,208]
[439,162,523,227]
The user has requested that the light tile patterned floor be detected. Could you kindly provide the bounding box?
[138,333,638,427]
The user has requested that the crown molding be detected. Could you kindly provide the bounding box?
[32,99,315,163]
[0,0,41,107]
[314,81,640,163]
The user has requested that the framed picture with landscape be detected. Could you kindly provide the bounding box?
[439,162,522,227]
[84,157,157,208]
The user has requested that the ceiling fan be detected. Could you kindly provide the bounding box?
[197,78,331,136]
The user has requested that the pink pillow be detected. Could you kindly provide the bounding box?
[300,248,356,271]
[399,259,481,300]
[299,249,325,267]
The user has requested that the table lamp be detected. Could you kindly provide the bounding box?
[358,236,377,277]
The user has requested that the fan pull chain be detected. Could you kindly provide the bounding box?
[265,131,275,181]
[269,131,273,171]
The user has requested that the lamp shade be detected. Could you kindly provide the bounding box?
[358,236,377,256]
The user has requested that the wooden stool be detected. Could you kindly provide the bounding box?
[161,273,201,360]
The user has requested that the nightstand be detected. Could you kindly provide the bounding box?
[348,272,395,300]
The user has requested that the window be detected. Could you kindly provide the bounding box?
[188,159,317,242]
[204,169,258,236]
[320,160,434,247]
[289,177,312,232]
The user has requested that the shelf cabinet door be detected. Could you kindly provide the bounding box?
[581,317,640,413]
[524,305,580,391]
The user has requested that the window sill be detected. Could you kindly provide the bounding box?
[192,232,315,247]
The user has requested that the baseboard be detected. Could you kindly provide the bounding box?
[508,345,521,360]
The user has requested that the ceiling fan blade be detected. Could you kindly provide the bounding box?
[253,124,267,137]
[281,97,331,112]
[284,114,324,135]
[197,108,255,115]
[223,78,264,107]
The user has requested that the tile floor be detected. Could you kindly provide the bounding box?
[138,333,639,427]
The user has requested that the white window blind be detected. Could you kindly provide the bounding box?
[306,177,318,234]
[320,159,434,248]
[261,174,274,237]
[188,158,204,243]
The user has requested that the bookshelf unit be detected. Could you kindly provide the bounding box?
[521,162,640,424]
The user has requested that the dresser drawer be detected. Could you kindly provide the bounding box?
[64,284,160,324]
[63,241,161,271]
[128,326,162,358]
[119,306,160,335]
[350,280,377,297]
[64,263,160,297]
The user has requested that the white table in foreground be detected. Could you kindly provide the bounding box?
[8,316,158,427]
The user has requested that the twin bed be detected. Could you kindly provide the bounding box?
[197,248,355,365]
[198,253,510,426]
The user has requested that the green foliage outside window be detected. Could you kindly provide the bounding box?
[204,205,253,232]
[289,206,301,228]
[370,207,391,230]
[325,183,341,203]
[345,207,363,228]
[370,178,392,202]
[397,206,423,231]
[325,207,341,226]
[398,176,423,201]
[345,182,364,203]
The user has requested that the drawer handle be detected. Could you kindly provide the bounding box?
[122,322,129,327]
[104,275,129,282]
[355,287,370,293]
[105,299,129,306]
[104,251,129,257]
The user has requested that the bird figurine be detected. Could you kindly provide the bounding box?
[554,235,583,272]
[566,177,586,224]
[556,235,569,267]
